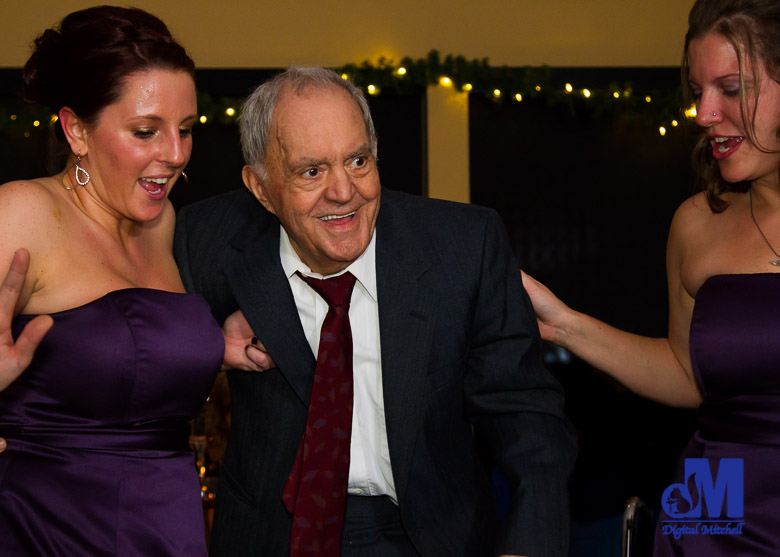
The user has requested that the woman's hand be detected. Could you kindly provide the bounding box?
[521,271,570,344]
[221,309,276,372]
[0,249,52,391]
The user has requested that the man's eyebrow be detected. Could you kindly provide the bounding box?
[345,143,373,160]
[299,157,328,166]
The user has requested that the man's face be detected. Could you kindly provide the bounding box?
[245,84,381,275]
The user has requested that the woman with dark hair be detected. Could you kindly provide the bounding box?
[524,0,780,554]
[0,6,262,555]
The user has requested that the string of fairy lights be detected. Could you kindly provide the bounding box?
[0,51,696,138]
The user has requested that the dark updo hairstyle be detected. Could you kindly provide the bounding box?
[684,0,780,212]
[22,5,195,147]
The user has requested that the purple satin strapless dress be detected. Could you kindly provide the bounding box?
[0,289,223,556]
[653,274,780,556]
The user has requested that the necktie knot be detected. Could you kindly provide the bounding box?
[297,271,357,309]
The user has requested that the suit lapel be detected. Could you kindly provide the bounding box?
[225,219,316,405]
[375,197,438,500]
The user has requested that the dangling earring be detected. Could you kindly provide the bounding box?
[75,151,90,186]
[181,171,189,183]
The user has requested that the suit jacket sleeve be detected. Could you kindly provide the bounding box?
[173,191,249,324]
[465,211,576,556]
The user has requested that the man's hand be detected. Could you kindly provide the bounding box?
[0,249,52,391]
[221,309,276,372]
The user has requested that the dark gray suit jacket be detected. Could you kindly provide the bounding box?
[174,187,576,556]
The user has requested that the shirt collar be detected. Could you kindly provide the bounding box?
[279,226,378,302]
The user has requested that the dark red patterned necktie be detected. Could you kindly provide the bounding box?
[283,271,357,556]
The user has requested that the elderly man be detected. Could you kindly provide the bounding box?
[174,66,576,556]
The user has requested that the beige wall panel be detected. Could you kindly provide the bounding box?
[3,1,691,68]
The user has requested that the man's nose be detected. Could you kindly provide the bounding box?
[324,166,354,202]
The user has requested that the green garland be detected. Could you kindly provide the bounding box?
[334,50,691,130]
[0,50,693,137]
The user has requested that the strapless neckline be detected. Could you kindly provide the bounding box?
[18,287,200,318]
[699,271,780,285]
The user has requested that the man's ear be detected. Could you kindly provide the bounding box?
[58,107,88,157]
[242,165,276,215]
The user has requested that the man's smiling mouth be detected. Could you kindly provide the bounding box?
[320,211,356,222]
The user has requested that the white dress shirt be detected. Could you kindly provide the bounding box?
[279,228,397,502]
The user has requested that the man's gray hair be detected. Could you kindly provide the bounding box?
[239,66,378,176]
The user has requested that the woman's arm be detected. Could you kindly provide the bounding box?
[522,202,702,408]
[0,181,57,390]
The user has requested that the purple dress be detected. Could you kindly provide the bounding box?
[0,289,223,556]
[653,274,780,556]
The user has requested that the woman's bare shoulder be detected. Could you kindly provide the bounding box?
[670,191,741,249]
[670,192,714,232]
[667,193,720,292]
[0,178,63,248]
[671,191,753,297]
[0,178,60,210]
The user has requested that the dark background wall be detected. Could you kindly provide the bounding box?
[469,69,698,547]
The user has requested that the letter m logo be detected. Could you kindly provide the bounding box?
[661,458,743,519]
[684,458,743,518]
